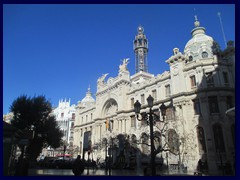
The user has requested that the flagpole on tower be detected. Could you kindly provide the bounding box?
[217,12,227,49]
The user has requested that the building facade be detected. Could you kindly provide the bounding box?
[73,18,235,175]
[44,99,76,157]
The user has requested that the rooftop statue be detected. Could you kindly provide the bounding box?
[97,73,108,87]
[119,58,130,73]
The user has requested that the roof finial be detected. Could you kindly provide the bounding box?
[194,15,198,21]
[138,24,144,34]
[88,84,91,92]
[194,16,200,27]
[194,8,200,27]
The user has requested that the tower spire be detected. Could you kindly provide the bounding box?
[134,25,149,73]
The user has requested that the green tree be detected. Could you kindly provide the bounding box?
[10,95,63,161]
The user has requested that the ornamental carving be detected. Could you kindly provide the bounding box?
[119,58,129,73]
[97,73,108,88]
[105,99,118,117]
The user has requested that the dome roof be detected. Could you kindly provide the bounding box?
[184,16,214,57]
[81,87,95,104]
[185,30,213,50]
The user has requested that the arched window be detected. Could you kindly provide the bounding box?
[116,134,125,152]
[189,55,193,61]
[141,133,149,154]
[212,124,225,152]
[154,131,162,150]
[197,126,207,155]
[131,134,138,149]
[167,129,179,154]
[202,51,208,58]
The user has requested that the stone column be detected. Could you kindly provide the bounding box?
[120,120,122,133]
[100,125,102,140]
[124,119,127,133]
[95,125,98,141]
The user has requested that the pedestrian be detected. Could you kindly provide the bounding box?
[14,157,21,176]
[14,156,29,176]
[72,155,85,176]
[91,159,97,170]
[196,159,203,176]
[21,157,29,176]
[198,159,202,171]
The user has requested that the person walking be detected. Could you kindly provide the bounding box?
[72,155,85,176]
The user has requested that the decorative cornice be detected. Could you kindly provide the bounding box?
[75,121,94,128]
[183,60,233,72]
[128,72,171,95]
[96,79,131,97]
[166,53,187,65]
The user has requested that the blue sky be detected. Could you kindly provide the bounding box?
[3,4,235,114]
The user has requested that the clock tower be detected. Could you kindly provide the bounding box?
[133,25,149,73]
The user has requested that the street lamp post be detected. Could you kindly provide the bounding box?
[134,95,166,176]
[87,150,90,175]
[166,152,169,174]
[63,145,66,160]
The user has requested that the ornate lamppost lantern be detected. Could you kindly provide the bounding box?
[134,95,166,176]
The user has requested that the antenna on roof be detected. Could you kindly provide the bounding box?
[217,12,227,48]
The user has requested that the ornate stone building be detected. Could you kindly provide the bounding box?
[52,99,76,145]
[44,99,76,157]
[73,17,235,175]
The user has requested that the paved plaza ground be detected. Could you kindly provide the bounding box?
[28,168,144,176]
[28,168,195,176]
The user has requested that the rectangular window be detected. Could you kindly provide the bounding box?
[86,115,88,122]
[223,72,229,86]
[72,113,75,120]
[91,113,93,121]
[141,94,145,104]
[226,96,233,109]
[61,113,64,118]
[80,129,83,136]
[131,116,136,128]
[208,96,219,113]
[206,72,214,87]
[166,107,174,120]
[165,85,171,97]
[193,99,201,115]
[190,75,197,88]
[131,98,134,108]
[152,90,157,101]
